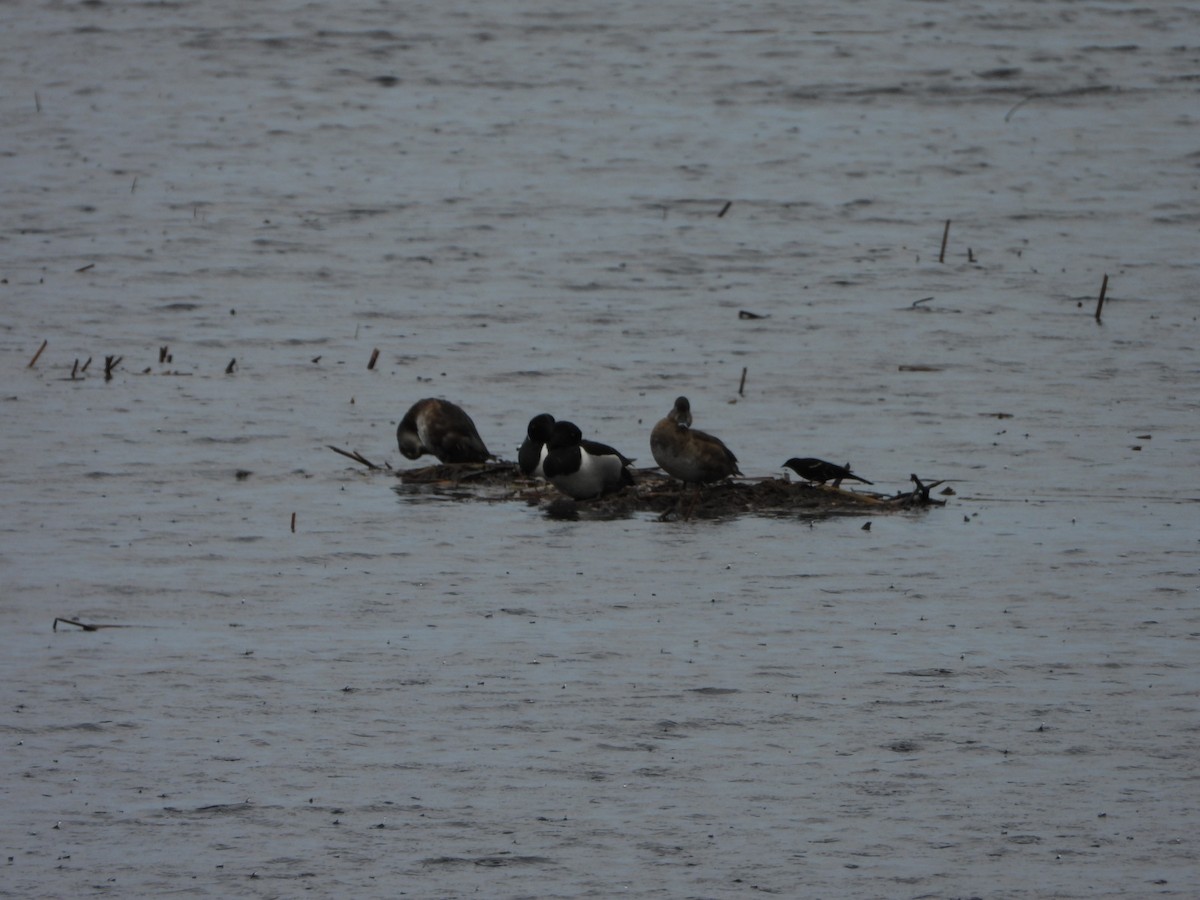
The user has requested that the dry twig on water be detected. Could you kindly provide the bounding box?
[328,445,380,470]
[1095,273,1109,323]
[53,617,131,632]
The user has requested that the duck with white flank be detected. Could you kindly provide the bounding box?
[518,413,556,477]
[783,457,873,487]
[650,396,741,484]
[396,398,493,464]
[542,420,635,500]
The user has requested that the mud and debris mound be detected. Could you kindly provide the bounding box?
[385,459,945,521]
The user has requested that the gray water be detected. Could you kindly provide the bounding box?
[3,1,1198,897]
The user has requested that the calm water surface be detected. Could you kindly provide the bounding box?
[3,1,1198,897]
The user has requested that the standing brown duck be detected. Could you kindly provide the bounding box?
[396,398,493,464]
[650,396,741,483]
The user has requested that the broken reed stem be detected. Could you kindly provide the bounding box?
[53,617,131,631]
[71,359,80,380]
[290,512,296,533]
[54,617,98,631]
[328,445,380,470]
[1004,95,1035,122]
[738,367,748,397]
[1095,273,1109,323]
[104,355,122,381]
[225,358,236,374]
[28,339,48,368]
[717,201,732,218]
[368,348,380,370]
[938,220,951,263]
[35,91,42,113]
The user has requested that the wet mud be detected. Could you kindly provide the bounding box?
[391,460,944,520]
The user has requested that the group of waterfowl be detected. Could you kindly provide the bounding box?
[396,396,873,501]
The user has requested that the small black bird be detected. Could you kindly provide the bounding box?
[783,457,873,487]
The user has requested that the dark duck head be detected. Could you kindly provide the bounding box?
[518,413,556,476]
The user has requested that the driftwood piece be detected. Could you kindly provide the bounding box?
[327,445,385,470]
[52,617,131,632]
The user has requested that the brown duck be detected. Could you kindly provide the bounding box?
[650,396,741,483]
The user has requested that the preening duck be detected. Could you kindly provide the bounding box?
[396,398,493,464]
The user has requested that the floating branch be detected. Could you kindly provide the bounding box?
[76,263,95,273]
[909,474,946,505]
[368,348,380,370]
[54,617,98,631]
[328,445,380,470]
[938,220,951,263]
[52,617,131,632]
[1004,95,1036,122]
[28,339,48,368]
[1005,86,1114,123]
[1095,273,1109,323]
